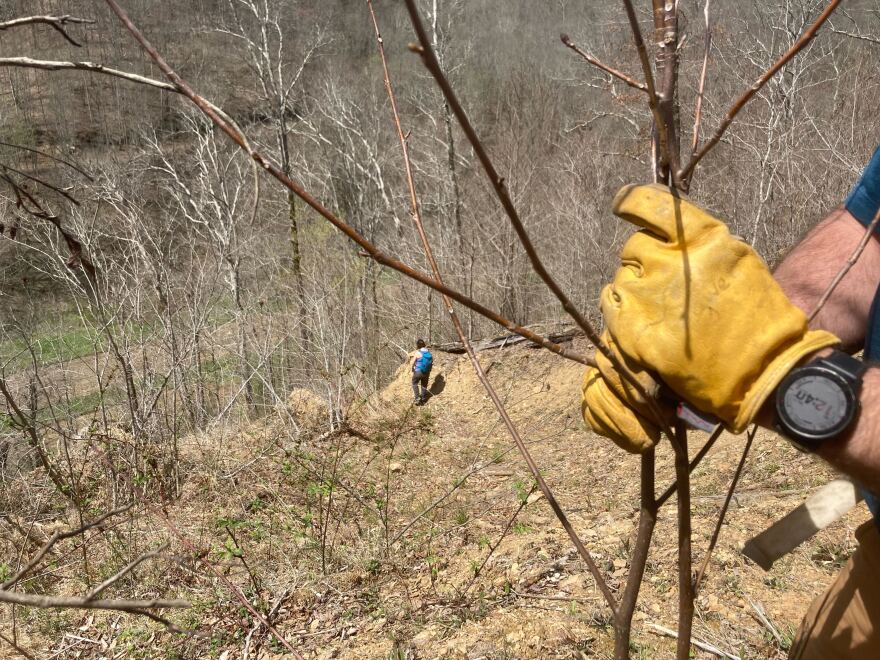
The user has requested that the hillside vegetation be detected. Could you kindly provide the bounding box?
[0,1,878,658]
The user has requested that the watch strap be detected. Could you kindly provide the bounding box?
[814,350,865,393]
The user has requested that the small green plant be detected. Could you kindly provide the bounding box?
[512,521,531,535]
[512,478,534,504]
[307,480,332,498]
[214,516,246,531]
[0,563,10,582]
[478,535,490,550]
[426,553,440,579]
[214,538,244,561]
[454,509,469,525]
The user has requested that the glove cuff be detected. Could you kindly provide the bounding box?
[731,330,840,433]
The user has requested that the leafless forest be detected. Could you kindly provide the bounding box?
[0,1,878,658]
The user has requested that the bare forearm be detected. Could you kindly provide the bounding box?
[770,208,880,485]
[774,207,880,350]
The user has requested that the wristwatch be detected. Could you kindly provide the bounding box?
[775,350,865,452]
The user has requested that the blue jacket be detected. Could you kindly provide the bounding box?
[844,144,880,525]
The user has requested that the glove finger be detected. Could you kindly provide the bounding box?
[582,368,659,454]
[612,183,724,245]
[594,330,666,413]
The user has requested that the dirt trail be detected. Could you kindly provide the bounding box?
[304,337,869,659]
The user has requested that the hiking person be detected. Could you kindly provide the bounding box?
[411,338,433,405]
[583,146,880,659]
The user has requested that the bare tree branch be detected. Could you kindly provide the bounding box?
[0,591,189,612]
[0,15,95,47]
[656,424,725,507]
[620,0,670,173]
[694,425,757,593]
[560,34,647,91]
[85,544,170,600]
[691,0,712,157]
[830,27,880,46]
[809,207,880,322]
[0,57,177,91]
[0,141,94,181]
[1,504,133,590]
[0,630,36,660]
[680,0,842,184]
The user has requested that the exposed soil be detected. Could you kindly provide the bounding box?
[2,337,869,659]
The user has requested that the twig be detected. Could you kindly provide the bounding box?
[747,597,785,648]
[464,484,535,592]
[680,0,842,184]
[85,544,169,600]
[369,0,617,615]
[691,0,712,157]
[673,422,695,660]
[0,162,81,205]
[1,505,132,594]
[646,622,740,660]
[0,591,188,612]
[614,450,657,659]
[0,630,35,660]
[0,15,95,47]
[390,446,517,546]
[0,175,97,281]
[693,426,757,593]
[656,424,724,507]
[619,0,670,171]
[560,34,647,91]
[98,0,593,368]
[809,206,880,322]
[830,27,880,46]
[0,377,77,502]
[0,141,94,181]
[243,589,289,660]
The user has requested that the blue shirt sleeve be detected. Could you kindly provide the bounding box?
[845,145,880,227]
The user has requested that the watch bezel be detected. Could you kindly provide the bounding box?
[775,363,859,446]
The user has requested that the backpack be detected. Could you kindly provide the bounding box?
[414,348,433,373]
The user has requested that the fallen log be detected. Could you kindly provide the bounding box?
[433,326,584,354]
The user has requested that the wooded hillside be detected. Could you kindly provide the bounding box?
[0,1,878,658]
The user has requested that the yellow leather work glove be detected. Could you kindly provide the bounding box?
[582,183,839,453]
[582,330,673,453]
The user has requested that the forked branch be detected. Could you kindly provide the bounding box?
[561,34,647,92]
[0,15,95,47]
[0,505,187,628]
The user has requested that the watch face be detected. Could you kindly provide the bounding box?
[782,373,848,434]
